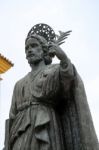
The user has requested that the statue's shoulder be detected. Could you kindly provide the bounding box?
[14,73,30,87]
[44,64,59,74]
[14,64,60,87]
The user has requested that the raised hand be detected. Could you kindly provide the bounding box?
[48,42,68,62]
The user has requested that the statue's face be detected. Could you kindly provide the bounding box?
[25,38,43,64]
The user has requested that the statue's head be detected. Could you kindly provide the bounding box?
[25,23,56,65]
[25,23,72,66]
[25,34,52,65]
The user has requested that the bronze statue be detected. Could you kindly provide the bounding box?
[4,23,99,150]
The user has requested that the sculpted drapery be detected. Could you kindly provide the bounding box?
[9,62,74,150]
[3,24,99,150]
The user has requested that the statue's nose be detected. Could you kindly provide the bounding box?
[28,49,32,54]
[28,47,34,54]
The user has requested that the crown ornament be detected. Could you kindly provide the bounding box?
[27,23,72,46]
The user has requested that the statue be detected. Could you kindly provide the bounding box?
[3,23,99,150]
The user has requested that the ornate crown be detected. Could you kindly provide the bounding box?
[27,23,72,45]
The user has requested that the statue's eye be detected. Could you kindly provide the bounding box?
[31,43,38,48]
[25,43,39,52]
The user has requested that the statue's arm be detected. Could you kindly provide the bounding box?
[59,58,74,94]
[49,42,74,91]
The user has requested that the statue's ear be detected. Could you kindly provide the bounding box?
[44,55,52,65]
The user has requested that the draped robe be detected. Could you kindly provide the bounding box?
[4,61,99,150]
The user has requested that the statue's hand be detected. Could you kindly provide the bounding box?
[48,42,68,61]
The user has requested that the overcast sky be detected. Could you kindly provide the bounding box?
[0,0,99,149]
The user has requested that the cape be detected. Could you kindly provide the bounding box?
[61,66,99,149]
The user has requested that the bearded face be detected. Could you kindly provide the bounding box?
[25,38,44,65]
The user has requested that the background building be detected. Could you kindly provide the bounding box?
[0,53,14,80]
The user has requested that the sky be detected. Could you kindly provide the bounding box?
[0,0,99,149]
